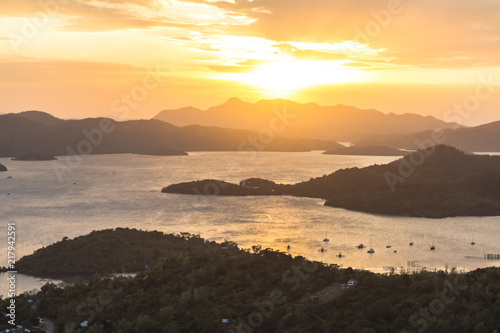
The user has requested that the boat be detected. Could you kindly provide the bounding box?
[287,245,290,251]
[337,253,343,258]
[323,230,329,242]
[386,245,392,249]
[471,234,476,246]
[409,241,414,246]
[357,244,364,249]
[320,248,325,253]
[7,176,12,179]
[430,245,436,251]
[367,237,375,253]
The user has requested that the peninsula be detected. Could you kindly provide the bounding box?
[163,145,500,218]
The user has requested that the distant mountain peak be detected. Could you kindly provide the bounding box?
[10,110,63,126]
[154,98,462,141]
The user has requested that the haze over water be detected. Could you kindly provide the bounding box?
[1,151,500,294]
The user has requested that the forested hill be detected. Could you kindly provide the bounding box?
[16,228,225,276]
[164,145,500,218]
[6,228,500,332]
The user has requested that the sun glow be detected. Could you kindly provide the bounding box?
[216,60,371,98]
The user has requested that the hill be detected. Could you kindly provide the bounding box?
[0,163,6,171]
[0,111,341,158]
[164,145,500,218]
[10,228,500,333]
[323,145,408,156]
[16,228,225,276]
[356,121,500,152]
[14,110,64,126]
[154,98,460,141]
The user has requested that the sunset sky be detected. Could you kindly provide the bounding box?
[1,0,499,125]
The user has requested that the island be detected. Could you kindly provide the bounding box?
[6,228,500,333]
[163,145,500,218]
[12,153,57,161]
[0,163,6,171]
[16,228,224,276]
[323,145,408,156]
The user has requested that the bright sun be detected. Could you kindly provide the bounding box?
[216,60,370,98]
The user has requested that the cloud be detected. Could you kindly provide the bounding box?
[2,0,500,68]
[343,62,370,68]
[180,0,500,68]
[273,43,348,61]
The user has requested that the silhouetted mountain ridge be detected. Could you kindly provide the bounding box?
[0,111,341,157]
[357,121,500,152]
[164,145,500,218]
[155,98,460,141]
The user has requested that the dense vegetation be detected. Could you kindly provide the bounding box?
[17,228,226,276]
[164,145,500,218]
[283,267,500,333]
[323,145,407,156]
[0,111,340,158]
[0,296,42,331]
[0,163,6,171]
[7,229,500,332]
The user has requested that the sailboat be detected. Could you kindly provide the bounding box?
[323,230,329,242]
[430,244,436,251]
[471,234,476,246]
[367,237,375,254]
[409,236,414,246]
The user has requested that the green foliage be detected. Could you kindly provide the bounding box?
[17,229,500,332]
[17,228,214,276]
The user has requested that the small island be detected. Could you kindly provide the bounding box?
[0,163,6,171]
[12,153,57,161]
[323,145,408,156]
[164,145,500,218]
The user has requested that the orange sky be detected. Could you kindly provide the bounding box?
[0,0,499,125]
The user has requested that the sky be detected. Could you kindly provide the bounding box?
[0,0,499,125]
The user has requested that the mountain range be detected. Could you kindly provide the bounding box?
[0,111,341,158]
[356,121,500,152]
[155,98,460,141]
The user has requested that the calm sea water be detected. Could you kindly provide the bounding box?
[1,151,499,295]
